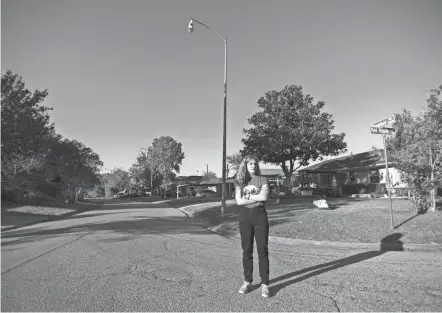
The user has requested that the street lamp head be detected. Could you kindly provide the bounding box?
[188,19,194,33]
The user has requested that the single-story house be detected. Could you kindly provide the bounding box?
[297,150,405,196]
[171,175,236,198]
[198,177,236,197]
[259,168,292,191]
[171,176,204,196]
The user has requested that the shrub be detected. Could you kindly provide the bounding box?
[342,183,385,197]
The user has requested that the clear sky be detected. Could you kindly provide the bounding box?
[2,0,442,176]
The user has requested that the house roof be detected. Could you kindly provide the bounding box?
[176,175,203,181]
[299,150,387,173]
[199,178,221,185]
[173,176,203,184]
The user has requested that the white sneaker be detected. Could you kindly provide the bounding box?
[238,281,252,294]
[261,284,270,298]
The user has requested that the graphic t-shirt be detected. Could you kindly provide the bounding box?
[240,175,269,209]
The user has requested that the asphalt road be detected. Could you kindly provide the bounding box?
[2,201,441,312]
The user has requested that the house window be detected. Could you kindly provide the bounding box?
[369,170,380,183]
[349,172,357,182]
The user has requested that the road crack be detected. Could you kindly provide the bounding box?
[2,230,95,275]
[315,291,341,312]
[330,295,341,312]
[163,239,184,260]
[307,284,341,312]
[126,260,142,274]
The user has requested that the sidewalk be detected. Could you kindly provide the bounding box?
[181,197,442,253]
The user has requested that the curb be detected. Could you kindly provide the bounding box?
[178,202,220,216]
[1,203,101,233]
[175,207,192,218]
[267,236,442,253]
[178,207,442,253]
[177,200,237,216]
[176,206,236,239]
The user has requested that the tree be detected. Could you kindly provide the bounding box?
[226,152,243,176]
[241,85,347,184]
[201,171,217,180]
[102,168,132,197]
[44,136,103,202]
[150,136,185,192]
[387,112,435,212]
[387,85,442,213]
[1,70,55,198]
[111,168,131,192]
[423,85,442,211]
[129,149,164,194]
[1,71,105,204]
[88,184,105,198]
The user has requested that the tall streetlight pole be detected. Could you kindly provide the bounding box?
[188,17,227,218]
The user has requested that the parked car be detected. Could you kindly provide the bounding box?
[113,191,128,199]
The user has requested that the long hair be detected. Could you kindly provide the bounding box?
[235,154,261,186]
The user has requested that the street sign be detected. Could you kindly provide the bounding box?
[370,126,395,135]
[371,114,397,128]
[369,116,397,230]
[371,115,397,128]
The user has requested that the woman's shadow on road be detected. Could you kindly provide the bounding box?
[267,233,404,297]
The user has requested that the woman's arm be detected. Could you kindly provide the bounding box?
[249,183,269,202]
[235,185,257,206]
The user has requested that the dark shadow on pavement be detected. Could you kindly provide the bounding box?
[90,198,223,211]
[379,233,404,251]
[1,215,218,247]
[269,233,404,297]
[96,202,173,210]
[326,203,341,210]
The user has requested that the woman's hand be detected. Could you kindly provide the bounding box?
[249,184,269,202]
[235,186,256,205]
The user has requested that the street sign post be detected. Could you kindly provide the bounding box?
[381,134,394,230]
[370,115,397,230]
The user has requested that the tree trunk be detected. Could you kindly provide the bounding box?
[285,173,293,187]
[76,186,83,203]
[429,146,436,212]
[430,169,436,212]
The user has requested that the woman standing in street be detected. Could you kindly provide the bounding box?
[234,154,270,297]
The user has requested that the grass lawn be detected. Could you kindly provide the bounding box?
[193,197,442,244]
